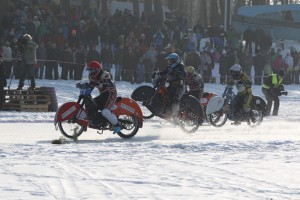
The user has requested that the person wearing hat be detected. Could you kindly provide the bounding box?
[16,34,38,90]
[262,69,288,116]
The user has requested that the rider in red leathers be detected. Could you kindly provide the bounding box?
[86,61,121,133]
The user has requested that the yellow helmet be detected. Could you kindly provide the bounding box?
[186,66,195,74]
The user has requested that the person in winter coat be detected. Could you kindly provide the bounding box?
[185,66,204,100]
[262,70,287,116]
[85,61,121,134]
[113,45,125,81]
[123,47,138,83]
[86,43,101,64]
[156,53,186,119]
[0,55,7,110]
[35,41,47,79]
[1,41,13,79]
[74,45,86,80]
[17,34,38,90]
[142,43,158,83]
[199,48,212,83]
[60,45,73,80]
[45,42,59,80]
[283,52,293,84]
[253,50,265,85]
[219,49,229,83]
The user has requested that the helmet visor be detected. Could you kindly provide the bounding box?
[87,68,99,76]
[230,71,240,78]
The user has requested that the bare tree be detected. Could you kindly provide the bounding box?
[133,0,140,18]
[154,0,163,23]
[144,0,152,22]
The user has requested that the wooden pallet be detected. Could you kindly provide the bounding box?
[2,89,51,112]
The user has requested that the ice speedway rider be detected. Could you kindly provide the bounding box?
[262,69,287,116]
[185,66,204,100]
[154,53,187,120]
[84,61,121,134]
[228,64,253,125]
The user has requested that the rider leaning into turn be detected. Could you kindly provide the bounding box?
[185,66,204,100]
[86,61,121,134]
[228,64,253,125]
[158,53,187,119]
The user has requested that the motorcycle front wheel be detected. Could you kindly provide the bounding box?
[208,112,228,127]
[58,120,85,139]
[117,115,140,139]
[247,109,263,127]
[178,107,200,133]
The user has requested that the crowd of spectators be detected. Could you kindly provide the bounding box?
[0,1,299,87]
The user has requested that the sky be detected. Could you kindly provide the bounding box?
[1,67,300,200]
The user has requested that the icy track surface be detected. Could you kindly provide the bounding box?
[1,77,300,200]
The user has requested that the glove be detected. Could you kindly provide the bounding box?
[76,82,90,89]
[76,82,83,88]
[237,80,243,87]
[270,88,281,96]
[281,91,288,95]
[151,72,158,79]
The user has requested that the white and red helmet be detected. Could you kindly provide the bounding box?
[87,61,103,79]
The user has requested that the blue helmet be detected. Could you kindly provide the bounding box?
[165,53,179,68]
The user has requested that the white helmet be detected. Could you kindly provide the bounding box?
[230,64,241,79]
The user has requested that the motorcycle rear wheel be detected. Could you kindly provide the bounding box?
[246,109,263,127]
[178,107,200,133]
[117,115,140,139]
[58,120,85,139]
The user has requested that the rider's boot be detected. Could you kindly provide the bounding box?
[113,122,122,134]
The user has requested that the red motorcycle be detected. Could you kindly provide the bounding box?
[131,73,203,133]
[54,83,143,139]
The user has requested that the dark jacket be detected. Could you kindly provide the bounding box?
[22,40,38,65]
[160,63,187,87]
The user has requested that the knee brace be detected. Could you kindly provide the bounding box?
[101,108,118,125]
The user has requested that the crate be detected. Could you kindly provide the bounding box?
[2,89,51,112]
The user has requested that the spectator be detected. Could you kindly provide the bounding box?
[294,52,300,84]
[0,55,7,110]
[86,43,100,64]
[45,42,59,80]
[243,28,254,53]
[241,48,253,78]
[74,45,86,80]
[253,50,265,85]
[35,41,47,79]
[113,44,125,81]
[17,34,38,90]
[1,41,13,79]
[142,43,158,83]
[153,27,165,53]
[123,47,138,83]
[284,51,293,84]
[60,45,73,80]
[199,48,212,83]
[219,49,228,84]
[100,44,113,71]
